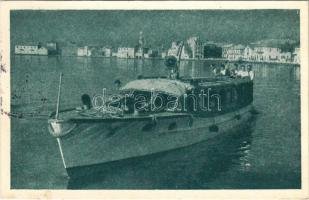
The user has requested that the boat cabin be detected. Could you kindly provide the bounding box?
[115,77,253,116]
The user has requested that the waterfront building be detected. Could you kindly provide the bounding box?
[180,47,190,59]
[243,45,255,61]
[279,52,292,63]
[293,47,300,64]
[88,46,100,57]
[136,47,150,58]
[222,44,245,61]
[102,47,112,57]
[251,46,281,62]
[223,42,295,63]
[46,42,59,55]
[222,44,233,59]
[244,44,294,63]
[187,37,203,59]
[167,42,181,57]
[117,47,135,58]
[161,52,167,59]
[203,43,222,58]
[37,47,48,55]
[77,46,91,57]
[147,49,159,58]
[15,43,48,55]
[61,46,78,56]
[167,41,190,59]
[135,51,143,58]
[59,41,78,56]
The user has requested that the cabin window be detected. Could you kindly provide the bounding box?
[242,84,247,105]
[142,123,156,132]
[168,122,177,130]
[226,89,232,104]
[188,117,194,127]
[219,90,226,109]
[231,88,238,103]
[236,85,243,106]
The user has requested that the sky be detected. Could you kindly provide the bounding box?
[10,10,300,48]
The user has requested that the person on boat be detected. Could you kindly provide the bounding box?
[230,68,237,78]
[213,65,221,76]
[247,65,254,80]
[220,63,230,76]
[211,64,217,75]
[76,94,92,110]
[169,68,179,79]
[210,64,215,73]
[114,79,122,90]
[233,63,239,74]
[229,63,238,78]
[238,65,249,78]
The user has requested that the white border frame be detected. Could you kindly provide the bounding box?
[0,1,308,199]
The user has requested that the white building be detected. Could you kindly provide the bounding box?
[77,46,91,57]
[187,37,203,59]
[167,42,181,57]
[117,47,135,58]
[222,44,233,59]
[135,51,143,58]
[161,52,167,59]
[15,44,48,55]
[222,44,245,61]
[243,46,255,61]
[279,52,292,63]
[167,42,189,59]
[224,43,296,63]
[46,42,58,55]
[102,47,112,57]
[144,53,149,58]
[264,47,281,62]
[37,47,48,55]
[251,46,281,62]
[180,48,190,59]
[293,48,300,64]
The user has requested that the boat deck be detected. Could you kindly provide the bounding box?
[53,108,191,121]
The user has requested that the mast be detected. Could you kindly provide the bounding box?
[176,41,184,79]
[55,72,63,119]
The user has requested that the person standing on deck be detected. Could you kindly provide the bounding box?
[247,65,254,80]
[211,64,220,76]
[238,65,249,78]
[220,63,230,76]
[114,79,122,90]
[230,63,239,78]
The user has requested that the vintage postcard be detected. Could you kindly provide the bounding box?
[0,1,308,199]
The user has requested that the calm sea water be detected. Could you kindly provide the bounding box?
[11,55,300,189]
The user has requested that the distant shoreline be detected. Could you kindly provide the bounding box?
[12,54,300,66]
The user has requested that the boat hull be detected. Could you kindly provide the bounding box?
[50,104,254,178]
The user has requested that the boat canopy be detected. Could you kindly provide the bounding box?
[120,79,193,97]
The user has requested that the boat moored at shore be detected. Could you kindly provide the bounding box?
[48,74,255,178]
[48,52,256,178]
